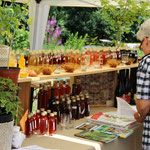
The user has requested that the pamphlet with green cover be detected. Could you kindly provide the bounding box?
[94,125,133,138]
[76,122,100,130]
[74,130,118,143]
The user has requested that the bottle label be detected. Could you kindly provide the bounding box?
[53,122,55,131]
[81,108,85,114]
[72,106,77,109]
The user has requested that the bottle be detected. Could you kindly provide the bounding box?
[30,113,35,132]
[25,114,32,136]
[76,97,81,119]
[32,112,37,133]
[80,97,85,118]
[36,110,40,131]
[44,111,48,133]
[71,83,76,96]
[38,84,43,110]
[65,79,71,96]
[71,99,77,120]
[53,80,59,99]
[43,85,49,110]
[53,112,57,132]
[49,87,56,113]
[60,98,66,115]
[118,70,125,97]
[125,69,131,103]
[59,80,64,100]
[54,101,61,124]
[76,79,82,95]
[85,95,90,116]
[49,113,55,135]
[40,112,47,135]
[47,81,51,99]
[47,110,51,120]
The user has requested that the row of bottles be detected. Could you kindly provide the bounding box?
[9,47,138,68]
[25,110,57,136]
[114,68,137,107]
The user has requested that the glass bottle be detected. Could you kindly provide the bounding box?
[36,109,40,131]
[47,109,51,120]
[30,113,35,132]
[59,80,64,100]
[47,81,51,99]
[85,95,90,116]
[71,99,77,120]
[25,114,32,137]
[54,101,61,124]
[76,79,82,95]
[38,84,43,110]
[53,112,57,132]
[19,53,25,68]
[44,111,48,133]
[38,50,43,65]
[76,97,81,120]
[71,83,76,96]
[32,112,37,132]
[49,87,56,113]
[125,69,131,103]
[53,80,59,99]
[49,113,55,135]
[80,97,85,118]
[40,112,47,135]
[43,85,49,110]
[65,79,71,97]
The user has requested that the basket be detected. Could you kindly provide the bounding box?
[0,120,14,150]
[0,45,10,67]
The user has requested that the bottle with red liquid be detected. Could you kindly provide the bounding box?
[47,109,51,120]
[38,84,44,110]
[25,114,33,137]
[30,113,35,132]
[44,111,48,133]
[85,95,90,116]
[40,112,47,135]
[53,112,57,132]
[49,113,56,135]
[36,110,40,131]
[65,79,71,97]
[32,112,37,133]
[80,97,85,118]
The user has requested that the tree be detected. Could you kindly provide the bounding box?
[100,0,150,48]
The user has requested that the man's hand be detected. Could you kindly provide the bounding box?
[134,112,144,123]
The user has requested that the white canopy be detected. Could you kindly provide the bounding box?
[29,0,103,50]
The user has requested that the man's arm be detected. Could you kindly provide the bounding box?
[134,99,150,123]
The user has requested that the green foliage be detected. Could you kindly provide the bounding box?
[100,0,150,47]
[12,29,29,51]
[0,77,23,124]
[0,1,30,48]
[64,32,88,51]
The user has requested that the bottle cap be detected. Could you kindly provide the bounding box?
[67,100,71,104]
[72,99,76,102]
[56,101,59,104]
[77,98,80,101]
[54,112,57,116]
[40,108,45,112]
[47,110,51,113]
[81,97,85,101]
[62,98,65,102]
[41,112,45,116]
[50,113,54,117]
[36,109,40,113]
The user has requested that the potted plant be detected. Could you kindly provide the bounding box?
[99,0,150,49]
[0,77,23,150]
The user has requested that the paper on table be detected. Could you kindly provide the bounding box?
[15,145,59,150]
[116,97,137,120]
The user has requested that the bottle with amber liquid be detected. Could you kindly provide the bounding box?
[59,80,64,100]
[53,80,59,99]
[65,79,71,97]
[80,97,85,118]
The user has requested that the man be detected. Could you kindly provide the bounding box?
[134,18,150,150]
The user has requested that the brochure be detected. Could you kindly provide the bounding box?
[87,97,137,128]
[76,122,100,130]
[74,130,118,143]
[94,125,133,138]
